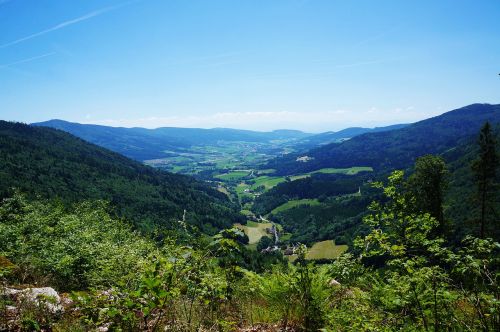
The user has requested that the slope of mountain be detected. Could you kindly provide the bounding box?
[258,122,499,246]
[267,104,500,175]
[442,124,500,241]
[293,124,408,150]
[0,121,243,233]
[33,120,312,161]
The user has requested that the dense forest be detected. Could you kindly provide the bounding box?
[0,121,244,234]
[251,173,372,216]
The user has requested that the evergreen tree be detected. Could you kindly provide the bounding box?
[471,122,499,238]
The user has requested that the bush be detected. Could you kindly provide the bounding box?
[0,194,155,290]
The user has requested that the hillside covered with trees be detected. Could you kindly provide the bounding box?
[256,124,500,248]
[266,103,500,175]
[0,121,243,234]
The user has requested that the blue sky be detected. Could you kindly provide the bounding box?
[1,0,499,132]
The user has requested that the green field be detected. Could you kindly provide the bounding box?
[235,182,252,199]
[244,167,371,192]
[234,221,273,244]
[257,169,276,175]
[290,174,311,181]
[250,176,286,190]
[148,140,279,176]
[310,166,373,175]
[215,170,251,181]
[306,240,348,260]
[249,174,309,191]
[270,198,321,215]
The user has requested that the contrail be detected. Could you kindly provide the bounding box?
[0,52,56,69]
[0,5,119,48]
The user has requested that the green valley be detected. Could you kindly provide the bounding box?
[3,1,500,329]
[1,104,499,331]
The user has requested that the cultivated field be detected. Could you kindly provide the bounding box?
[306,240,348,260]
[235,221,273,244]
[215,170,251,181]
[310,166,373,175]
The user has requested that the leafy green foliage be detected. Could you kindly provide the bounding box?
[407,155,447,233]
[75,246,235,331]
[356,170,441,260]
[0,193,156,290]
[258,259,332,330]
[349,169,500,331]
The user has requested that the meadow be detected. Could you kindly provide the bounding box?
[306,240,348,260]
[269,198,321,215]
[215,170,251,181]
[235,221,273,244]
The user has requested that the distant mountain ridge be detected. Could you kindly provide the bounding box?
[293,123,409,150]
[32,120,410,162]
[33,120,313,161]
[266,103,500,175]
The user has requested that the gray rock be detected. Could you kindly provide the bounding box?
[3,286,63,313]
[328,279,341,287]
[1,287,20,297]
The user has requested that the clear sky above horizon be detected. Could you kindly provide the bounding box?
[1,0,499,132]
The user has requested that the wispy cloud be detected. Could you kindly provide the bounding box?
[0,4,122,48]
[0,52,56,69]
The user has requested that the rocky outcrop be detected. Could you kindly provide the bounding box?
[1,286,64,313]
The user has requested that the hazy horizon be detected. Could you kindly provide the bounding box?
[33,102,494,134]
[1,0,499,131]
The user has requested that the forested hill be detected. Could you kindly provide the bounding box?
[267,103,500,175]
[0,121,243,233]
[443,123,500,240]
[292,123,408,150]
[33,120,311,161]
